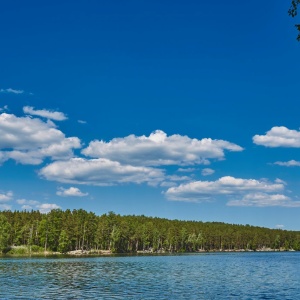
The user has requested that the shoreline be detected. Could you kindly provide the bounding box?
[1,247,297,258]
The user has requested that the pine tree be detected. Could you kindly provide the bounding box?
[0,214,11,252]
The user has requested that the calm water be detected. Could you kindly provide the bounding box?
[0,252,299,299]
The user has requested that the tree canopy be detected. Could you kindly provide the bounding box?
[0,209,300,254]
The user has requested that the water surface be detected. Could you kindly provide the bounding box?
[0,252,299,299]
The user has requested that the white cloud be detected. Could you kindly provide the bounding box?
[275,224,284,229]
[38,137,81,160]
[82,130,243,167]
[0,113,81,165]
[16,199,60,213]
[0,191,13,202]
[23,106,67,121]
[274,160,300,167]
[39,158,165,186]
[201,168,215,176]
[0,113,63,148]
[227,193,300,207]
[165,176,284,202]
[0,204,12,210]
[57,187,88,197]
[0,88,24,94]
[17,199,39,205]
[166,175,191,181]
[78,120,87,124]
[177,168,196,173]
[158,175,192,189]
[253,126,300,147]
[1,150,44,165]
[21,205,33,210]
[37,203,61,213]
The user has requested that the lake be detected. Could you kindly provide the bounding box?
[0,252,299,299]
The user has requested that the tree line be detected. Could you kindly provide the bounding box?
[1,209,300,254]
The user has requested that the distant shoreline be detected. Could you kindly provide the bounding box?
[1,247,297,258]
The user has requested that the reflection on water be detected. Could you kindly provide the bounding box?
[0,252,299,299]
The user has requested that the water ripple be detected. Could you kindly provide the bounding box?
[0,252,299,299]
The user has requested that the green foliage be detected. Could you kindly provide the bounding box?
[6,245,44,255]
[0,214,11,252]
[7,246,28,255]
[30,245,45,253]
[58,230,70,253]
[0,209,299,254]
[273,234,281,250]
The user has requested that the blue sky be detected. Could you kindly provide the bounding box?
[1,0,300,230]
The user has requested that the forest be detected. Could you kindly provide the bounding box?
[1,209,300,254]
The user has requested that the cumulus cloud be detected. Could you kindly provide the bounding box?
[227,193,300,207]
[0,113,81,165]
[0,88,24,94]
[253,126,300,147]
[0,191,13,202]
[39,158,165,186]
[165,176,284,202]
[274,160,300,167]
[1,125,241,187]
[16,199,60,213]
[78,120,87,124]
[38,203,61,213]
[275,224,284,229]
[82,130,243,167]
[23,106,67,121]
[57,187,88,197]
[201,168,215,176]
